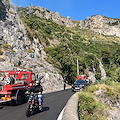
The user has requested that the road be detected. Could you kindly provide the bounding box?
[0,89,74,120]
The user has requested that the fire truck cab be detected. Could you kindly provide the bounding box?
[0,71,36,104]
[77,75,87,80]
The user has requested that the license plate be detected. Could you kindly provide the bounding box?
[75,87,79,89]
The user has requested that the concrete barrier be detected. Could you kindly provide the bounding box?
[62,93,79,120]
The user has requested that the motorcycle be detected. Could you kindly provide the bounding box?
[25,92,43,117]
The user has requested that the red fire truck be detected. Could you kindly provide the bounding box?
[76,75,87,80]
[0,71,36,104]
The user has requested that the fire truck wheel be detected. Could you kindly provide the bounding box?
[16,91,23,105]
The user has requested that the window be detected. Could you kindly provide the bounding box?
[10,74,17,81]
[21,74,28,79]
[0,72,4,81]
[32,74,35,81]
[10,74,17,79]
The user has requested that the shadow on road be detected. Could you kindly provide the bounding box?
[0,106,3,109]
[26,106,50,117]
[41,106,50,112]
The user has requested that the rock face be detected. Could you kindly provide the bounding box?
[79,15,120,37]
[20,5,120,37]
[0,0,63,91]
[0,0,10,21]
[27,4,76,27]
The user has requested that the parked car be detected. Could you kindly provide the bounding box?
[72,80,85,92]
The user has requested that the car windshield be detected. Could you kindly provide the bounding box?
[74,80,85,84]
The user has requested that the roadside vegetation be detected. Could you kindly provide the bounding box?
[18,7,120,83]
[78,80,120,120]
[0,49,3,55]
[78,92,105,120]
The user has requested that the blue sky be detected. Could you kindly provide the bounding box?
[10,0,120,21]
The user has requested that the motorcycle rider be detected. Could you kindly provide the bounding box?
[26,80,43,110]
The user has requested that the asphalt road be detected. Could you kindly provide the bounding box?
[0,89,74,120]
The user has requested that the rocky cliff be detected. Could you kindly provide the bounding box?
[26,4,120,38]
[26,5,120,38]
[0,0,63,91]
[79,15,120,37]
[27,4,76,28]
[17,4,120,38]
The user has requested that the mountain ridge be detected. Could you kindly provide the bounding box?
[24,4,120,38]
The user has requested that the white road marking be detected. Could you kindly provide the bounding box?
[57,107,65,120]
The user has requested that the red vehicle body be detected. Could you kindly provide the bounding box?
[77,75,87,80]
[0,71,36,104]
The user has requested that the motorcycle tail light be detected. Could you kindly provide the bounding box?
[35,101,37,105]
[30,103,32,105]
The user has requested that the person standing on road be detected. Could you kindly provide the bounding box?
[63,77,66,90]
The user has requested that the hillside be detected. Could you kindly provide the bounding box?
[0,0,63,91]
[17,5,120,82]
[0,0,120,88]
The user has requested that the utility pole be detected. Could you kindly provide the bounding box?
[77,58,79,75]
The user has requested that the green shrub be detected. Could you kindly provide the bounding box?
[101,78,120,93]
[86,85,99,93]
[38,63,44,67]
[101,78,112,85]
[18,29,23,33]
[2,44,10,50]
[108,21,119,26]
[9,11,14,14]
[104,85,119,101]
[11,49,15,52]
[78,92,105,120]
[116,84,120,92]
[0,49,3,55]
[95,72,102,80]
[14,63,18,67]
[44,26,52,34]
[5,0,9,2]
[28,49,32,53]
[46,34,53,39]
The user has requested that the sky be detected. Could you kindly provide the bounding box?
[10,0,120,21]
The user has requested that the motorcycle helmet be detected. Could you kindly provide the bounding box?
[35,80,40,85]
